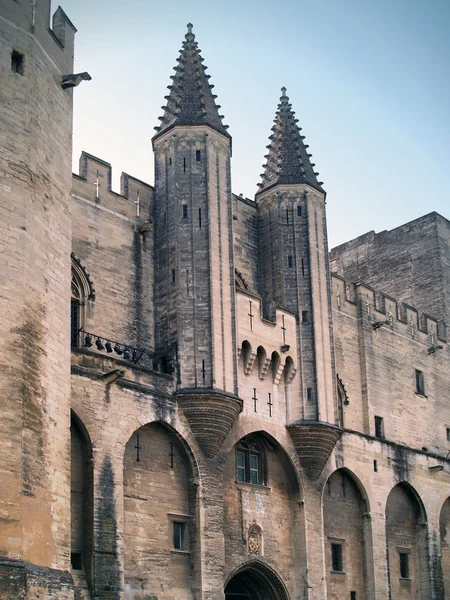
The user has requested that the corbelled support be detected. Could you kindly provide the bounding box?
[287,421,342,481]
[178,391,243,458]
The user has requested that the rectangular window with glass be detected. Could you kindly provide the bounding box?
[399,552,409,579]
[235,437,266,486]
[236,450,246,482]
[173,522,186,551]
[415,369,425,395]
[249,453,260,485]
[331,543,343,572]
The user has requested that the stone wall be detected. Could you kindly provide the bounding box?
[330,212,450,328]
[0,2,76,597]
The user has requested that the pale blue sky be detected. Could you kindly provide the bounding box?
[62,0,450,248]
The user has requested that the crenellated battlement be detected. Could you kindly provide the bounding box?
[1,1,76,73]
[72,152,154,222]
[331,272,447,343]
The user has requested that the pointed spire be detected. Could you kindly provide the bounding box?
[153,24,230,141]
[257,88,323,194]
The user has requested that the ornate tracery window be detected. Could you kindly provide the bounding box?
[71,253,95,347]
[236,437,266,486]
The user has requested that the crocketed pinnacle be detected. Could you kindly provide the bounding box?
[257,87,323,194]
[153,23,230,141]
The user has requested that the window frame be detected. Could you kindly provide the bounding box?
[168,514,190,554]
[331,542,344,573]
[374,415,385,439]
[235,437,266,486]
[415,369,425,396]
[398,550,410,579]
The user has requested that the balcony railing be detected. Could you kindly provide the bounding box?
[72,329,145,364]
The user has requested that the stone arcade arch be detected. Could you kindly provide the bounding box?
[385,482,430,600]
[323,468,372,600]
[70,411,94,594]
[223,431,303,597]
[439,497,450,596]
[123,422,198,600]
[224,561,290,600]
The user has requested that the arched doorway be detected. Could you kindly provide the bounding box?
[225,562,289,600]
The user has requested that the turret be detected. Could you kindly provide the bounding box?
[152,25,241,457]
[0,1,78,596]
[256,88,340,480]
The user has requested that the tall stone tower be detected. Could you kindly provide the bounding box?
[152,24,241,457]
[256,89,340,480]
[0,3,76,597]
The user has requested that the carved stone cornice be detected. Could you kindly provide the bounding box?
[287,421,342,482]
[177,390,243,458]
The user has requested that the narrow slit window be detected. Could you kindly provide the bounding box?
[182,204,188,219]
[183,157,186,172]
[11,50,24,75]
[171,269,176,283]
[373,460,378,472]
[288,255,293,268]
[374,416,384,439]
[415,369,425,395]
[351,593,357,600]
[302,310,308,323]
[331,543,343,572]
[301,258,305,277]
[307,387,312,402]
[195,150,201,162]
[198,208,202,228]
[297,205,302,217]
[399,552,409,579]
[286,209,289,225]
[169,157,172,166]
[446,428,450,442]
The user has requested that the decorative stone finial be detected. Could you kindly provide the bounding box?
[186,23,195,42]
[281,86,287,96]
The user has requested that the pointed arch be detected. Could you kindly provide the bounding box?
[71,253,95,347]
[123,421,198,598]
[71,253,95,300]
[385,482,430,599]
[225,559,290,600]
[271,351,281,383]
[323,468,373,599]
[283,356,296,384]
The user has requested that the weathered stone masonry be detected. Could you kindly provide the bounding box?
[1,7,450,600]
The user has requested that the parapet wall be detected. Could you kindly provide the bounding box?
[1,1,76,74]
[73,151,154,222]
[331,272,447,343]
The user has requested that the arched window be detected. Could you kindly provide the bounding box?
[236,436,266,486]
[71,254,95,347]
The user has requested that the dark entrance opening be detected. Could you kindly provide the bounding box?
[225,564,289,600]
